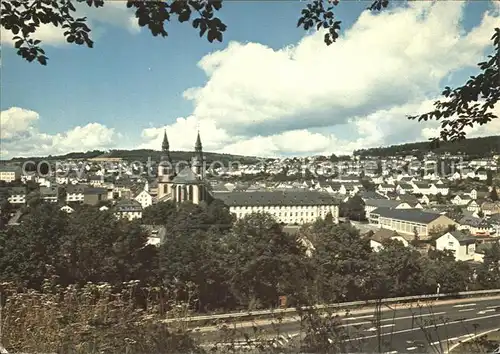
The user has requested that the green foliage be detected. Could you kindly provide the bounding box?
[8,148,260,164]
[354,135,500,158]
[0,198,480,315]
[142,200,177,225]
[0,281,205,354]
[342,195,366,221]
[490,187,499,201]
[225,212,314,309]
[476,243,500,289]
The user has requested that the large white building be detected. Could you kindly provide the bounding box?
[213,190,340,225]
[0,166,21,183]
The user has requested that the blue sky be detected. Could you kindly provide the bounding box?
[1,0,499,158]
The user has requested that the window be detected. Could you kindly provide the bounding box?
[448,242,454,247]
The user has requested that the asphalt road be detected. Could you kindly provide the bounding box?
[194,296,500,353]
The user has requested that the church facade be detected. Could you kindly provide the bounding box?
[157,131,210,205]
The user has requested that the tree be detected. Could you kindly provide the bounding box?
[158,227,233,311]
[142,201,177,225]
[0,203,69,288]
[309,221,373,302]
[225,212,314,309]
[343,195,366,221]
[369,240,427,298]
[490,187,499,201]
[408,28,499,142]
[476,243,500,289]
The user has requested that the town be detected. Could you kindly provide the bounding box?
[1,133,500,265]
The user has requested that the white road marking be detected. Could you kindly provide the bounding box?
[383,351,398,354]
[478,309,496,314]
[458,308,475,312]
[343,311,447,328]
[406,346,417,350]
[365,324,395,332]
[344,315,373,320]
[346,313,500,341]
[453,303,476,308]
[486,306,499,309]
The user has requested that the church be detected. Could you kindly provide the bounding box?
[157,130,211,205]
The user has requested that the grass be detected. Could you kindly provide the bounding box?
[0,280,493,354]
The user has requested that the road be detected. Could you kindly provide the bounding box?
[193,296,500,353]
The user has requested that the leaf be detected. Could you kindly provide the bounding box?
[37,55,47,65]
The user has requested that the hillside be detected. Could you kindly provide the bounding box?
[6,149,261,165]
[354,135,500,158]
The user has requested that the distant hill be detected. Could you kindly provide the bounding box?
[5,149,262,165]
[354,135,500,158]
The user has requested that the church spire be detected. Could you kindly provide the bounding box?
[162,130,169,151]
[195,130,202,152]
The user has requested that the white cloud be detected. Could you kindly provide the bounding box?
[0,107,119,158]
[3,2,499,158]
[0,2,139,46]
[139,1,499,156]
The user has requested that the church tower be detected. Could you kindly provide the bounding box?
[192,131,204,178]
[157,130,175,200]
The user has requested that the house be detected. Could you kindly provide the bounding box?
[435,231,476,261]
[88,175,104,187]
[377,184,395,194]
[396,183,414,195]
[141,225,166,246]
[481,201,500,216]
[466,200,481,213]
[364,199,411,219]
[114,199,143,221]
[452,194,472,206]
[367,228,409,252]
[66,184,86,203]
[0,166,21,182]
[369,208,457,239]
[213,190,340,225]
[0,186,27,205]
[135,189,154,209]
[39,186,58,203]
[458,216,495,236]
[396,194,423,208]
[60,205,75,214]
[83,187,108,206]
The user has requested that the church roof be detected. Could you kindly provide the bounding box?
[172,167,200,184]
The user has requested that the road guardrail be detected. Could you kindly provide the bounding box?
[162,288,500,325]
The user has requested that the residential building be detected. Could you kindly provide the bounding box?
[213,190,340,225]
[83,187,108,206]
[366,228,409,252]
[66,184,86,203]
[481,201,500,216]
[458,216,495,236]
[135,189,154,209]
[364,199,411,219]
[40,186,58,203]
[0,186,27,205]
[435,231,476,262]
[369,208,457,239]
[0,166,21,182]
[60,205,75,214]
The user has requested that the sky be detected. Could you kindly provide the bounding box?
[1,0,499,159]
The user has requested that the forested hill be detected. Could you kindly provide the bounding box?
[6,149,261,164]
[354,135,500,158]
